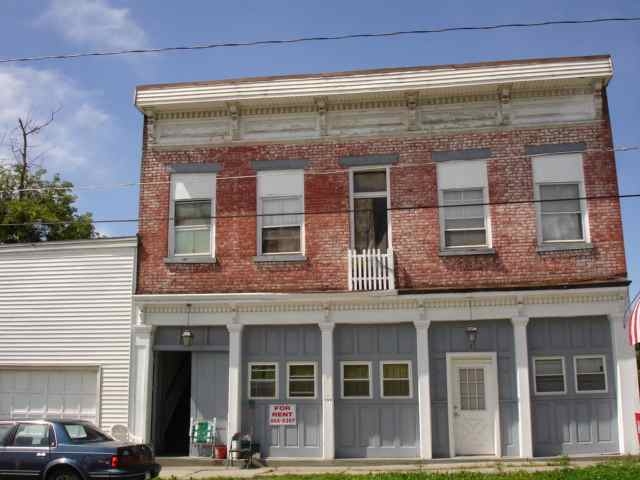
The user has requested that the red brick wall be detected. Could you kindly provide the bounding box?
[136,120,627,294]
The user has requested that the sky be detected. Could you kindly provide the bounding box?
[0,0,638,295]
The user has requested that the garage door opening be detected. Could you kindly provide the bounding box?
[151,352,191,456]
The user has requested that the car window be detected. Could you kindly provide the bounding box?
[63,423,111,443]
[12,424,50,447]
[0,424,14,445]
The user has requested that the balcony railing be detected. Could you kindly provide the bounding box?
[348,248,395,291]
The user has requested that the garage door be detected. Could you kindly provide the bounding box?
[0,369,98,423]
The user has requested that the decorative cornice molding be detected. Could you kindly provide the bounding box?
[137,288,625,315]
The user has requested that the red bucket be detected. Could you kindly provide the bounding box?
[214,444,227,460]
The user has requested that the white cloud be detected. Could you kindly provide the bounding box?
[38,0,147,50]
[0,65,115,179]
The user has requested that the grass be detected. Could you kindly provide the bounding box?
[160,457,640,480]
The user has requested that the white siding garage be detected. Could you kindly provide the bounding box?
[0,237,136,432]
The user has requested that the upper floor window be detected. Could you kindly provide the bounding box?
[437,159,490,250]
[350,169,389,252]
[442,188,487,248]
[170,174,216,257]
[532,153,588,245]
[257,170,304,255]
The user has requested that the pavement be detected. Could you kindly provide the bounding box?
[157,457,603,478]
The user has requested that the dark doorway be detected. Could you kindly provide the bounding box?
[151,351,191,456]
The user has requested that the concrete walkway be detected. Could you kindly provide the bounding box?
[158,458,600,478]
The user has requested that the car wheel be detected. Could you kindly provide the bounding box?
[47,467,81,480]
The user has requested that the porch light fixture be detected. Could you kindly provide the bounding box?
[181,303,193,347]
[466,326,478,350]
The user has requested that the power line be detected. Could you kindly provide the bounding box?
[1,192,638,227]
[1,16,639,64]
[8,145,640,194]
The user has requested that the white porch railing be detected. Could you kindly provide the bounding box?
[347,248,395,291]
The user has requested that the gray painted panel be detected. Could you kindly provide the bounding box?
[429,320,518,458]
[167,163,223,173]
[251,159,309,171]
[339,154,399,167]
[190,352,229,454]
[524,142,586,156]
[431,148,491,162]
[154,326,229,350]
[242,325,322,458]
[334,324,419,458]
[528,316,619,456]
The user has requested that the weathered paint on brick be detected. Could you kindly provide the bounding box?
[136,120,626,294]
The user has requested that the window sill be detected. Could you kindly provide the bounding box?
[253,254,307,263]
[536,242,593,253]
[439,247,496,257]
[164,256,217,264]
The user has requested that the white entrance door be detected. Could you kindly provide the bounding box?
[449,356,499,456]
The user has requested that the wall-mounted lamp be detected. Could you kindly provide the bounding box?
[465,326,478,350]
[180,303,193,347]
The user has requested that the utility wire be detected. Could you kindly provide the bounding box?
[1,192,638,227]
[8,145,640,194]
[1,16,639,64]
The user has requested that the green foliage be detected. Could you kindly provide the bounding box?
[0,164,94,243]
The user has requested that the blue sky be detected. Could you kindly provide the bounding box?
[0,0,638,294]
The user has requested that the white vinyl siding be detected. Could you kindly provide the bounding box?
[532,153,588,244]
[437,160,491,250]
[257,170,304,255]
[0,238,136,431]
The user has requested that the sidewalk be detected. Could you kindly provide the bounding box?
[158,457,600,479]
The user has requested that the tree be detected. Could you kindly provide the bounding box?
[0,113,95,243]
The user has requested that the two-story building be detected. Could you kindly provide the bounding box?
[130,55,640,460]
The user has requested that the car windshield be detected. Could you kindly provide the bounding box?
[63,423,112,443]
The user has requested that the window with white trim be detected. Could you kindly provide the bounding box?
[539,183,584,242]
[532,153,588,244]
[341,362,371,398]
[436,159,490,250]
[442,189,487,247]
[170,174,215,256]
[248,363,278,399]
[351,169,389,252]
[533,357,566,395]
[257,170,304,255]
[380,361,412,398]
[574,355,607,393]
[287,363,316,398]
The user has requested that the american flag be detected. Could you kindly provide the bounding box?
[626,291,640,346]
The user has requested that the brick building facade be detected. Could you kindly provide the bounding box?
[130,56,640,460]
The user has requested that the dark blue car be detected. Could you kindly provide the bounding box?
[0,419,161,480]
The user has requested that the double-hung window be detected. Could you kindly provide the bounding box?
[574,355,607,393]
[248,363,278,399]
[532,153,588,245]
[351,169,389,252]
[442,189,487,247]
[170,174,215,257]
[341,362,372,398]
[257,170,304,255]
[437,159,490,250]
[533,357,566,395]
[380,361,412,398]
[287,362,316,399]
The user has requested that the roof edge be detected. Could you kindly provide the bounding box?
[0,236,137,253]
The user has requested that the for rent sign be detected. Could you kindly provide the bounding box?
[268,404,297,426]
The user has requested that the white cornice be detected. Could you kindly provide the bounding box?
[135,56,612,112]
[135,285,627,315]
